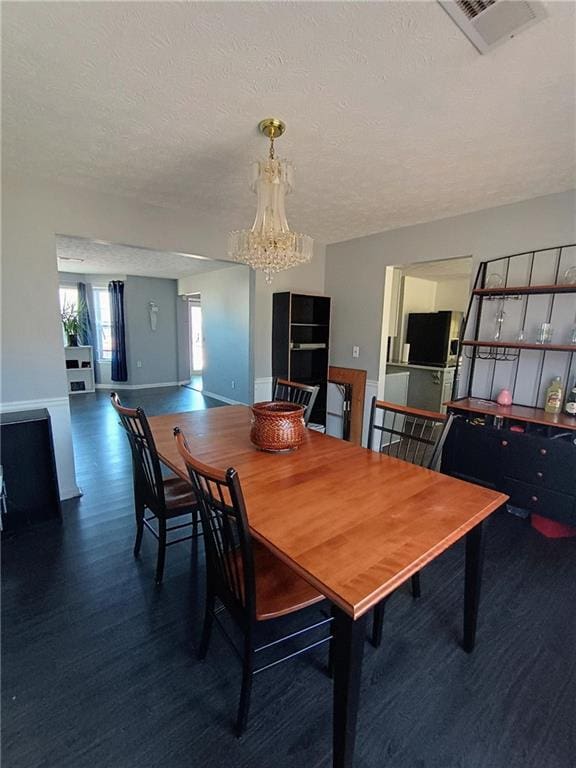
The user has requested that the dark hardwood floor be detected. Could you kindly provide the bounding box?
[3,387,575,768]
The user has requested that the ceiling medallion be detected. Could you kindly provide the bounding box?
[228,118,313,284]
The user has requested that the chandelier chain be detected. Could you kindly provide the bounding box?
[269,136,275,161]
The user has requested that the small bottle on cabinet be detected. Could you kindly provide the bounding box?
[565,382,576,417]
[544,377,563,415]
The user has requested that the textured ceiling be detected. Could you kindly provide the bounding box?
[56,236,235,279]
[3,2,575,245]
[402,256,472,280]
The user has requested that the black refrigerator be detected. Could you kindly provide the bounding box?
[406,311,462,367]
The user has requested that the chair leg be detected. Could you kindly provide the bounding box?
[133,502,145,558]
[198,592,215,661]
[328,605,337,678]
[371,599,387,649]
[236,632,254,737]
[192,505,199,539]
[411,572,421,599]
[155,518,167,585]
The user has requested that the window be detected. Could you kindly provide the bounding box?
[59,286,78,314]
[59,286,79,345]
[93,287,112,361]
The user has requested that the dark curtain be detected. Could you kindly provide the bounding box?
[77,282,94,348]
[109,281,128,382]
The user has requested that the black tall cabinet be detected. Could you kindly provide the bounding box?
[272,292,331,428]
[0,409,61,533]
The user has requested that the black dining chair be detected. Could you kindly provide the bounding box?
[272,378,319,425]
[110,393,201,584]
[174,426,332,736]
[367,397,454,647]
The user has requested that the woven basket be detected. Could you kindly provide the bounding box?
[250,401,306,452]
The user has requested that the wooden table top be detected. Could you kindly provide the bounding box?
[149,406,507,619]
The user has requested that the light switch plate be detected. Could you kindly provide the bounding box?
[352,346,360,358]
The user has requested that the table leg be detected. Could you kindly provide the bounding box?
[332,606,367,768]
[463,520,485,653]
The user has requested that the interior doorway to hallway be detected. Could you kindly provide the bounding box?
[188,293,203,391]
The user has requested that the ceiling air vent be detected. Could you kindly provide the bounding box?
[438,0,547,53]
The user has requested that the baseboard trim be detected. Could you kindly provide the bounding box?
[0,396,70,412]
[60,484,83,500]
[95,381,188,391]
[202,390,247,406]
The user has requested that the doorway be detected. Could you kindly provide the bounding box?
[188,294,203,391]
[382,256,473,413]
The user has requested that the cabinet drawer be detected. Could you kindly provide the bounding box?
[499,433,576,495]
[504,478,576,526]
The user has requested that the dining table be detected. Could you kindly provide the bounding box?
[148,405,508,768]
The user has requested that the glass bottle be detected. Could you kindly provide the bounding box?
[565,382,576,417]
[544,377,563,415]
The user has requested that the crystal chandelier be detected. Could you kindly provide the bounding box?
[229,118,313,284]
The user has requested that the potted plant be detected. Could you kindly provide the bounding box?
[61,302,81,347]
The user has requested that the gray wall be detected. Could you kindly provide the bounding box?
[2,174,229,405]
[179,265,252,404]
[124,275,179,386]
[59,271,182,387]
[1,173,324,498]
[326,190,576,383]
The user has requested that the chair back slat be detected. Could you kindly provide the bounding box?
[174,428,256,622]
[272,378,319,425]
[110,392,166,512]
[367,397,452,470]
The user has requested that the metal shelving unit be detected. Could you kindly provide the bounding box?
[442,244,576,530]
[451,243,576,409]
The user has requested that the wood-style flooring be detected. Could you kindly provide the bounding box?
[2,387,575,768]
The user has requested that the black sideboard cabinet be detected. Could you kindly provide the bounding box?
[442,404,576,527]
[0,409,62,534]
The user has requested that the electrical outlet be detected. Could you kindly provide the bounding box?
[231,380,235,389]
[352,346,360,358]
[136,360,142,368]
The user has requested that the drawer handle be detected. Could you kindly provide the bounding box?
[531,495,539,503]
[540,448,547,456]
[536,472,543,479]
[501,440,508,447]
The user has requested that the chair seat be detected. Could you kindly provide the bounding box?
[249,541,324,621]
[162,476,197,514]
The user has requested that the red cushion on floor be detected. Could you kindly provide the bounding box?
[531,514,576,539]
